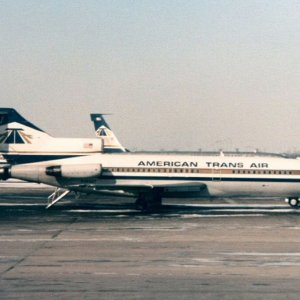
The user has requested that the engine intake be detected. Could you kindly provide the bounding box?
[46,164,102,178]
[0,165,11,180]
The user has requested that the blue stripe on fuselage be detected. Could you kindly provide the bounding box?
[2,148,124,164]
[2,154,83,165]
[103,148,126,153]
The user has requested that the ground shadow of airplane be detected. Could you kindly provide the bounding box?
[0,198,297,221]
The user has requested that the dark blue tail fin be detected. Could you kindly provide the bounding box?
[90,113,127,152]
[0,108,44,132]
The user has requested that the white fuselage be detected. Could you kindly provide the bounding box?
[10,152,300,199]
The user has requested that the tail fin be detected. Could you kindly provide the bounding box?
[0,108,54,164]
[90,113,128,153]
[0,109,104,165]
[0,108,51,150]
[0,108,45,132]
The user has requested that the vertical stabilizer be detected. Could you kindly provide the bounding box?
[0,108,52,151]
[0,108,55,164]
[0,108,104,165]
[90,114,127,153]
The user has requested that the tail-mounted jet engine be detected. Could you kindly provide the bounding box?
[46,164,102,178]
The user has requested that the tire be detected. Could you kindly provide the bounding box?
[289,198,299,208]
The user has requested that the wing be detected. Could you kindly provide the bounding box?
[66,181,208,196]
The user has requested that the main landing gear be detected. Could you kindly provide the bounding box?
[135,189,163,212]
[286,197,300,208]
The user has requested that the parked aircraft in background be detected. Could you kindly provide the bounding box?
[90,113,127,153]
[0,108,125,165]
[2,147,300,211]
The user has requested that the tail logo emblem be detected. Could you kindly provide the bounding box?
[0,129,32,144]
[96,127,108,137]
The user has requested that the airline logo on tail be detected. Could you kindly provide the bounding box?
[91,113,128,153]
[92,115,112,138]
[96,127,108,137]
[0,128,32,144]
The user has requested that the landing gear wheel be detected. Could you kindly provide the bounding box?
[135,196,148,212]
[135,190,163,213]
[288,198,299,208]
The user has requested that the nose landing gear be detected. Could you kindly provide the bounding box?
[286,197,300,208]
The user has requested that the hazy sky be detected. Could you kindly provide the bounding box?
[1,0,300,152]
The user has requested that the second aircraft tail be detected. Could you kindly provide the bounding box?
[90,114,128,153]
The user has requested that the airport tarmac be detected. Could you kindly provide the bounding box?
[1,187,300,299]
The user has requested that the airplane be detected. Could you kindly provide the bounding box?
[2,147,300,211]
[90,113,127,153]
[0,108,126,165]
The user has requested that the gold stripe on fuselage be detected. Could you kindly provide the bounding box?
[103,167,300,176]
